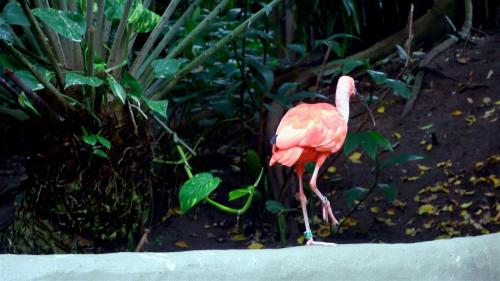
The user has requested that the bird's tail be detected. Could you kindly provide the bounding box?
[269,146,304,167]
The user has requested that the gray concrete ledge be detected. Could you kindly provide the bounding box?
[1,233,499,281]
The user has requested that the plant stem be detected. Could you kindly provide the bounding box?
[153,115,197,156]
[106,0,132,78]
[19,0,66,89]
[153,0,283,100]
[166,0,232,60]
[129,0,182,76]
[0,40,70,114]
[94,0,106,58]
[139,0,202,81]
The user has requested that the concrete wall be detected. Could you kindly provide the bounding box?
[1,233,499,281]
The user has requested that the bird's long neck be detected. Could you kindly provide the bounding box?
[335,88,351,122]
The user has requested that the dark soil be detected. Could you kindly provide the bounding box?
[0,33,498,254]
[146,32,499,252]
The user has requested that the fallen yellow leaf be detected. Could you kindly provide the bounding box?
[247,242,264,249]
[450,110,463,116]
[297,236,305,245]
[489,175,500,188]
[348,152,362,164]
[370,207,380,213]
[317,223,331,238]
[465,115,476,125]
[405,228,417,237]
[327,166,337,173]
[426,144,433,151]
[386,208,396,216]
[460,202,473,209]
[418,204,436,215]
[392,199,407,208]
[231,234,247,241]
[436,160,453,169]
[393,132,401,140]
[423,220,434,229]
[175,240,189,248]
[377,106,385,113]
[376,217,396,226]
[343,217,358,227]
[435,234,451,240]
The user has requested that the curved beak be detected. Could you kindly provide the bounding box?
[355,90,376,127]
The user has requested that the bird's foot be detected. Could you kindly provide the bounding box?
[306,239,337,246]
[303,230,337,246]
[322,199,339,225]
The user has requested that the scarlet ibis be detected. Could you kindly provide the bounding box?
[270,76,371,246]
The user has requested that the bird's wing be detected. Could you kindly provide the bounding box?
[275,103,347,152]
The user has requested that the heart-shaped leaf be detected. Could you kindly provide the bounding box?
[144,98,168,119]
[151,58,188,79]
[2,2,30,26]
[385,79,410,99]
[228,187,251,201]
[65,72,103,89]
[179,173,221,214]
[107,75,126,104]
[367,70,387,85]
[32,8,86,42]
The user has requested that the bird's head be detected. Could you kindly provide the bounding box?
[338,75,356,97]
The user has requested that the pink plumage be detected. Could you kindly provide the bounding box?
[269,76,357,246]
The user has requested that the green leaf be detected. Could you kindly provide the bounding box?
[246,149,263,180]
[122,72,144,97]
[343,132,361,156]
[82,134,97,146]
[2,2,30,26]
[247,58,274,93]
[365,130,392,151]
[378,183,397,203]
[128,3,160,33]
[367,70,387,85]
[277,82,298,98]
[32,8,86,42]
[228,187,251,201]
[342,59,365,74]
[385,79,410,99]
[144,98,168,119]
[211,99,234,118]
[17,93,40,116]
[345,187,368,206]
[287,44,306,56]
[0,23,14,43]
[380,153,424,170]
[107,75,126,104]
[93,148,108,158]
[65,72,103,89]
[395,44,408,60]
[179,172,221,214]
[265,200,286,214]
[151,58,188,79]
[15,68,54,91]
[96,135,111,149]
[360,138,377,160]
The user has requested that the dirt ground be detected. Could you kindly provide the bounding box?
[147,32,499,252]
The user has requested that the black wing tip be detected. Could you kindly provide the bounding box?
[270,134,277,145]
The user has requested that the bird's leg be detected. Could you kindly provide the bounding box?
[296,166,312,243]
[310,155,339,226]
[297,165,336,246]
